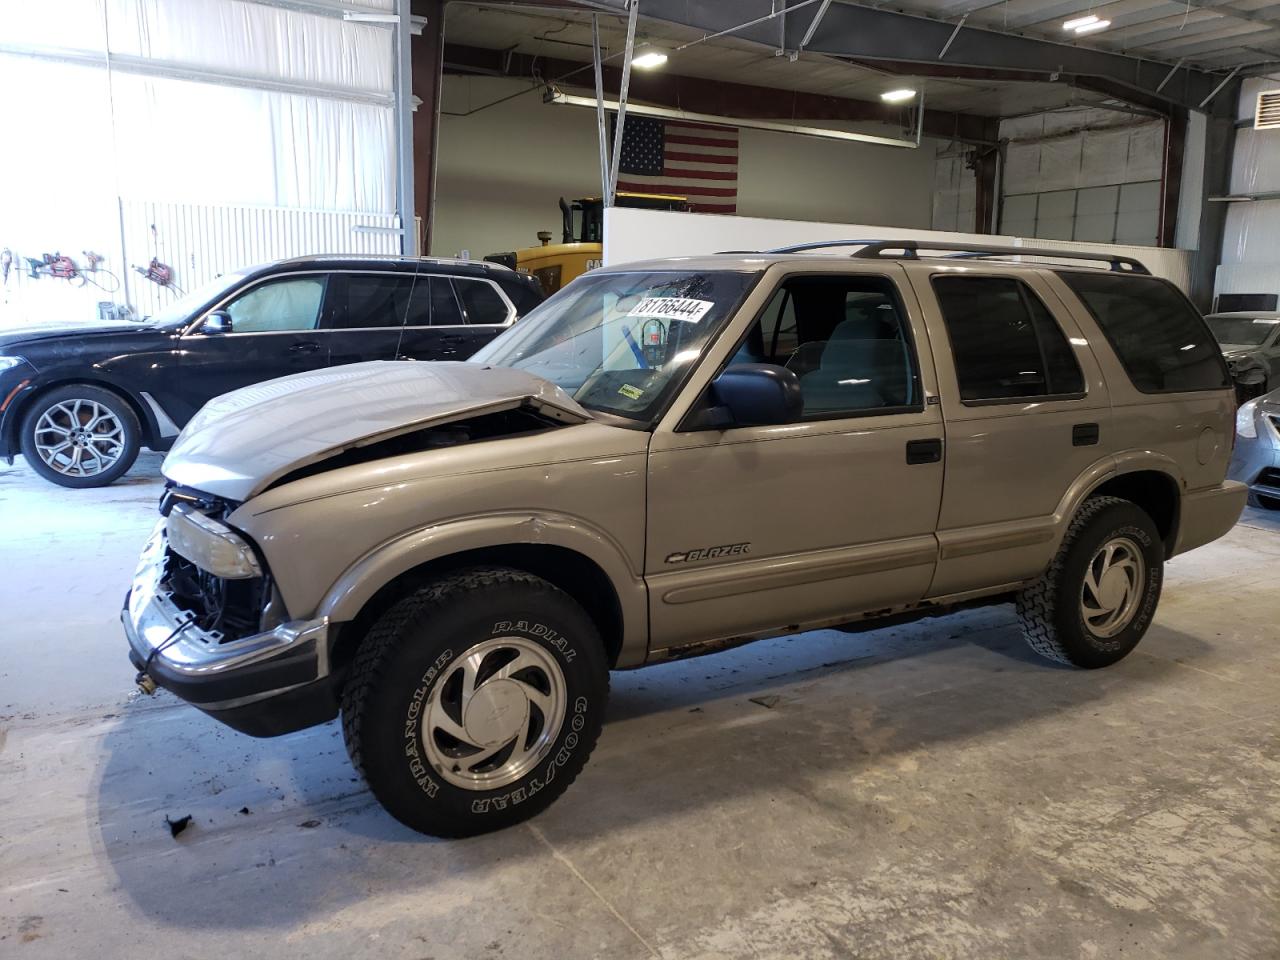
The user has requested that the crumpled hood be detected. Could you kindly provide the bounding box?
[163,361,590,501]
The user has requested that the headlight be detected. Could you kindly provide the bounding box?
[0,356,26,372]
[1236,398,1259,440]
[165,504,262,579]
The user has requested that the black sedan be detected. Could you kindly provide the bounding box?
[0,256,543,487]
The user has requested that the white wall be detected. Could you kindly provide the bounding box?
[433,75,941,260]
[0,0,396,329]
[603,208,1194,292]
[1216,75,1280,301]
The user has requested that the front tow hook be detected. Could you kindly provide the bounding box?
[135,672,157,696]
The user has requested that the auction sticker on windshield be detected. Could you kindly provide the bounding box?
[627,297,714,323]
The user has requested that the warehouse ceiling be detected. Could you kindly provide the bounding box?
[464,0,1265,113]
[885,0,1280,71]
[445,3,1126,117]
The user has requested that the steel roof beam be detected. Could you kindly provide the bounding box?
[592,0,1239,110]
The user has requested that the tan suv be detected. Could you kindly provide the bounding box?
[123,240,1246,837]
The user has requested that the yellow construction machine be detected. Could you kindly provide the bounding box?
[486,193,689,296]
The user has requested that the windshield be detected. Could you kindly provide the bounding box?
[471,270,758,421]
[144,270,251,327]
[1206,316,1279,346]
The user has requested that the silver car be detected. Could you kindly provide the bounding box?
[1230,387,1280,508]
[1204,311,1280,402]
[123,241,1245,837]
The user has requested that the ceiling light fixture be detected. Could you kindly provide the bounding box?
[1063,13,1111,33]
[631,47,669,69]
[546,88,919,148]
[1062,14,1099,30]
[880,88,916,103]
[1072,17,1111,33]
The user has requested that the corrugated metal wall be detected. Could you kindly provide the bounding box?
[120,201,401,318]
[1216,76,1280,303]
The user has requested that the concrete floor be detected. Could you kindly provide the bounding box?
[1,452,1278,960]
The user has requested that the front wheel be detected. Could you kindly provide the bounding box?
[1017,496,1164,668]
[341,567,609,837]
[19,384,141,488]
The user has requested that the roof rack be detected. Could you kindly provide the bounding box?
[764,239,1151,275]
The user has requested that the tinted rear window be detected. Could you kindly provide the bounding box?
[1059,272,1229,393]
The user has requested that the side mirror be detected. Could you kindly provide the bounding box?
[689,363,803,429]
[202,311,233,335]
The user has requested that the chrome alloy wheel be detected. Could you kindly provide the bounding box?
[1080,536,1147,638]
[32,399,126,478]
[423,636,567,791]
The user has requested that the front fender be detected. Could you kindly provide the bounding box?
[316,511,650,667]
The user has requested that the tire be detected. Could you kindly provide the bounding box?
[341,567,609,837]
[1016,496,1164,668]
[19,384,141,488]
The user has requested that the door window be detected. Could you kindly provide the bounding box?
[453,277,510,325]
[339,274,430,329]
[223,276,326,333]
[727,275,921,419]
[429,277,465,326]
[932,276,1084,402]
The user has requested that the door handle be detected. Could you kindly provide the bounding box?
[1072,422,1100,446]
[905,438,943,465]
[289,341,321,355]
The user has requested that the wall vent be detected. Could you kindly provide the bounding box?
[1255,90,1280,130]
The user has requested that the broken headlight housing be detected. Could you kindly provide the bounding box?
[165,503,262,579]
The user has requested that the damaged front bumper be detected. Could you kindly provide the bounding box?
[122,521,339,736]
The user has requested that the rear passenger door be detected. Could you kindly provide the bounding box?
[645,267,946,653]
[325,272,430,367]
[908,267,1111,596]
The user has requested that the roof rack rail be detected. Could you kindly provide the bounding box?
[763,238,1151,275]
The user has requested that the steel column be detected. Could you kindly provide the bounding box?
[592,14,611,203]
[394,0,416,255]
[606,0,640,207]
[410,0,446,254]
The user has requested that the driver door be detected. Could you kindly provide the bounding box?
[172,274,333,423]
[644,267,945,654]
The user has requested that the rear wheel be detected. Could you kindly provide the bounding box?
[341,567,608,837]
[1017,496,1164,668]
[19,384,140,488]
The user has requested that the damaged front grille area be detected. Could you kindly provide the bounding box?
[163,547,269,643]
[157,483,269,644]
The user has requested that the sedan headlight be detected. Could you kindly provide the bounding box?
[1236,398,1260,440]
[0,356,26,372]
[165,504,262,579]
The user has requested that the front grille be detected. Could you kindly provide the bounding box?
[1257,467,1280,490]
[164,547,267,643]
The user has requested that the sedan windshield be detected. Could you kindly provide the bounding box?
[144,270,251,328]
[1206,316,1279,346]
[471,270,758,421]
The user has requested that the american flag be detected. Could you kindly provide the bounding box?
[613,115,739,214]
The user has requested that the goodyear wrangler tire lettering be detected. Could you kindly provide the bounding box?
[341,567,608,838]
[471,693,589,814]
